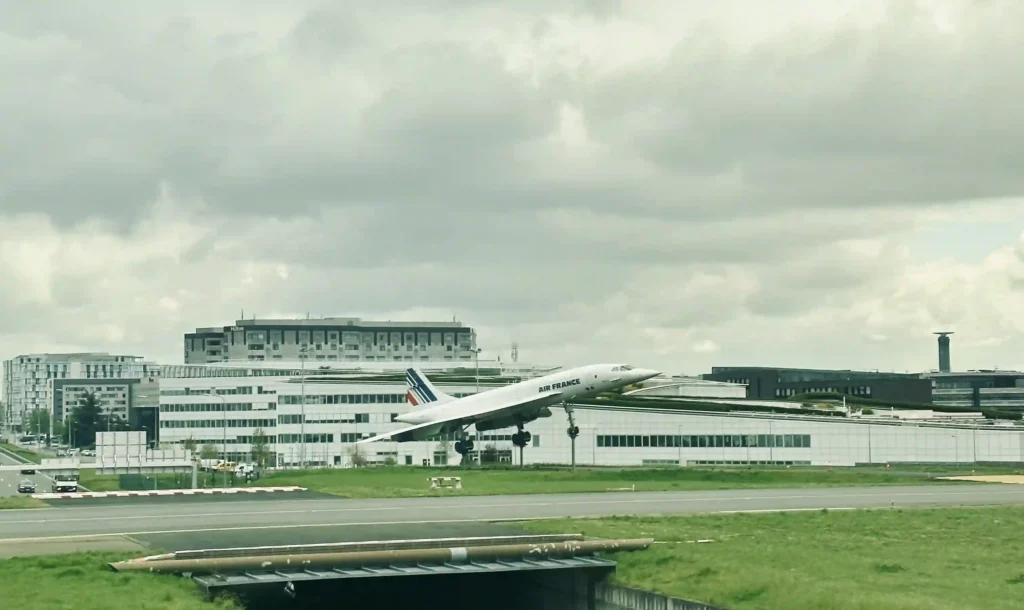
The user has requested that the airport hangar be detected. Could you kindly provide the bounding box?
[151,361,1024,469]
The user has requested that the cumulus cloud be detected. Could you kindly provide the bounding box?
[2,1,1024,376]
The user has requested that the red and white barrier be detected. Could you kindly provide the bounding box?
[32,486,307,500]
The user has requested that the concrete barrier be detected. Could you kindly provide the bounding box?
[595,582,730,610]
[429,476,462,489]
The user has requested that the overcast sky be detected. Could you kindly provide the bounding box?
[2,0,1023,378]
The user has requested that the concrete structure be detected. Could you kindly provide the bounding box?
[926,370,1024,414]
[2,353,159,432]
[703,366,933,404]
[156,365,1024,468]
[934,332,954,373]
[184,317,478,364]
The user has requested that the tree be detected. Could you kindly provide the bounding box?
[481,443,499,464]
[69,392,104,448]
[200,443,219,461]
[28,409,49,438]
[435,438,452,464]
[348,444,367,467]
[50,419,65,444]
[251,427,272,468]
[182,437,198,454]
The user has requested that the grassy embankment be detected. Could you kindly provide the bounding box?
[236,463,1016,498]
[0,551,241,610]
[525,506,1024,610]
[0,442,44,464]
[58,463,1024,496]
[0,496,47,509]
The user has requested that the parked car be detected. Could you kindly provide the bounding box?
[17,480,36,494]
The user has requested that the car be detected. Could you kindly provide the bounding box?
[17,480,36,494]
[20,467,36,475]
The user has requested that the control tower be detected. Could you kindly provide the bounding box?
[933,332,954,373]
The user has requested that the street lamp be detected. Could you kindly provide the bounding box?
[200,392,228,487]
[299,345,310,469]
[473,348,482,395]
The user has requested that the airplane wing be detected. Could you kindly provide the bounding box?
[356,390,563,444]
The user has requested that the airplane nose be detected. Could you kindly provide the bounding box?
[634,369,660,381]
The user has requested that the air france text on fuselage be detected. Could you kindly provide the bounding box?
[539,378,581,393]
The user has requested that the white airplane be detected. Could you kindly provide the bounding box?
[356,364,660,456]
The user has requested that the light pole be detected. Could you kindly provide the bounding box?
[299,345,310,469]
[474,348,482,464]
[200,392,228,487]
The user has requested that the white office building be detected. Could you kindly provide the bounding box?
[155,363,1024,468]
[2,353,159,430]
[184,317,479,364]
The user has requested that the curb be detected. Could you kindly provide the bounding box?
[32,486,307,500]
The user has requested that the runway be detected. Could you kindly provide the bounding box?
[4,484,1024,550]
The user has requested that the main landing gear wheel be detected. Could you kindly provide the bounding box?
[511,430,532,447]
[512,423,531,468]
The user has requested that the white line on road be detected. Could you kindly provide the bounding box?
[2,487,1022,526]
[0,503,1008,545]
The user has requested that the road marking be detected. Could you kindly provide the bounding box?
[0,503,1009,545]
[2,487,1023,526]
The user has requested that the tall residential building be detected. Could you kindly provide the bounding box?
[2,353,159,430]
[184,317,478,364]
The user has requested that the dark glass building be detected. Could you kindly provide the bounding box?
[702,366,933,404]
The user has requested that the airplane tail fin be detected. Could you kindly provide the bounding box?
[406,368,454,407]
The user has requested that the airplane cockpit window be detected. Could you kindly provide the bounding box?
[620,365,634,371]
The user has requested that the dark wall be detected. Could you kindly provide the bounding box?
[704,368,933,404]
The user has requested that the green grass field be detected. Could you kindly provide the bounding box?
[241,464,1012,498]
[0,496,47,510]
[524,506,1024,610]
[0,552,241,609]
[72,463,1022,497]
[0,442,44,464]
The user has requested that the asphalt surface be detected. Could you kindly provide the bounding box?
[0,447,50,497]
[4,484,1024,550]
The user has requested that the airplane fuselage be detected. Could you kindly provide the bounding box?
[395,364,650,427]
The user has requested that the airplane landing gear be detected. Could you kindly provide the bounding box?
[512,423,532,468]
[565,402,579,470]
[454,427,475,466]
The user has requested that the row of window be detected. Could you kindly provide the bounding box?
[596,434,812,449]
[161,403,273,412]
[279,394,407,405]
[277,413,373,424]
[776,386,872,398]
[160,419,276,429]
[277,433,338,443]
[215,330,472,347]
[161,387,255,396]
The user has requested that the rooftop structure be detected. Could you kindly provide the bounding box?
[184,317,479,365]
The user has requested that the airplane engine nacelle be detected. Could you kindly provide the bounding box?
[475,407,552,432]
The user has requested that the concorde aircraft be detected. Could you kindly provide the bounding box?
[356,364,660,457]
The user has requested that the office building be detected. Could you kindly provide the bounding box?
[926,370,1024,414]
[184,317,478,364]
[155,363,1023,468]
[2,353,159,431]
[702,366,933,404]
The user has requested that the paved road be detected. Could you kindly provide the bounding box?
[0,448,50,498]
[4,484,1024,545]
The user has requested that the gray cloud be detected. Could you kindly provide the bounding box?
[2,2,1024,376]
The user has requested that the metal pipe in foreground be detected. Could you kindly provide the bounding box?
[110,538,654,574]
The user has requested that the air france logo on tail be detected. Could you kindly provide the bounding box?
[406,369,438,406]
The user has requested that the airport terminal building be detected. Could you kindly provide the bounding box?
[156,362,1024,468]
